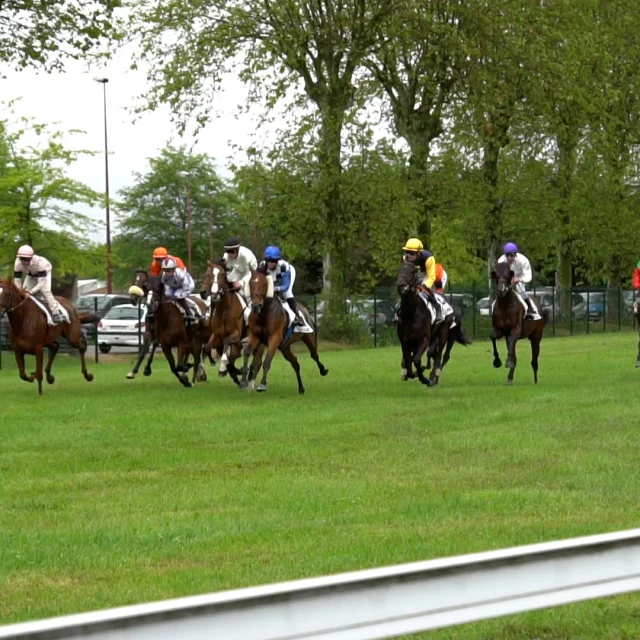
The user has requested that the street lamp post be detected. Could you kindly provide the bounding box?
[93,77,112,294]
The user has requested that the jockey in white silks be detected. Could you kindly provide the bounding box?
[497,242,537,319]
[260,245,303,326]
[160,258,195,321]
[13,245,63,324]
[222,237,258,297]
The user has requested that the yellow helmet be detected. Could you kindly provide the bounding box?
[403,237,423,252]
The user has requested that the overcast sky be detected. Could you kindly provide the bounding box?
[0,45,267,244]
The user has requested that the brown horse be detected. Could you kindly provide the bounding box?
[491,262,548,385]
[147,281,210,387]
[126,270,210,380]
[200,259,248,386]
[0,278,96,395]
[240,266,328,394]
[425,306,472,384]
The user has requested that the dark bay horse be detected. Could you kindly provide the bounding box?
[200,260,248,386]
[0,278,96,395]
[148,281,210,387]
[126,270,210,380]
[240,267,328,394]
[491,262,548,385]
[426,306,472,381]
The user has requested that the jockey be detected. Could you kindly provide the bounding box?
[497,242,537,319]
[434,263,448,294]
[150,247,185,277]
[13,245,63,323]
[260,246,304,326]
[160,257,195,321]
[633,260,640,291]
[402,237,443,323]
[223,237,258,295]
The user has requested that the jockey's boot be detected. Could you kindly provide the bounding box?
[525,298,537,319]
[50,308,64,324]
[426,289,441,324]
[178,298,193,323]
[288,298,304,326]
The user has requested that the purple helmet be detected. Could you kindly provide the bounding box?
[503,242,518,254]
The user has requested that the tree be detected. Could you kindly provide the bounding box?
[0,0,121,72]
[129,0,396,293]
[0,114,102,274]
[115,145,247,284]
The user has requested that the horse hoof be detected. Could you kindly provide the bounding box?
[505,379,513,386]
[85,373,94,382]
[636,361,640,368]
[181,379,192,388]
[239,381,248,390]
[198,374,207,382]
[46,375,55,385]
[143,369,152,377]
[401,374,407,381]
[493,358,502,368]
[257,384,267,392]
[218,370,228,377]
[320,368,329,377]
[126,372,136,379]
[299,387,305,395]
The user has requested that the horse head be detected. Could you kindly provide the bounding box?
[249,264,271,314]
[396,261,418,296]
[493,263,514,298]
[201,259,228,303]
[0,277,13,315]
[147,279,165,314]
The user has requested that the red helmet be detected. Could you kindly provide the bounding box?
[153,247,168,259]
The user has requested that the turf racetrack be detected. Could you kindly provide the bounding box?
[1,332,639,639]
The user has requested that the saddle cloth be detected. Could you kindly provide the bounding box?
[490,292,541,320]
[282,301,314,334]
[30,295,69,327]
[418,292,456,328]
[171,297,204,319]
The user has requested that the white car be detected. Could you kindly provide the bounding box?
[97,304,147,353]
[477,296,492,316]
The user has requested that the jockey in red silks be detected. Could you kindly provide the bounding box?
[633,260,640,291]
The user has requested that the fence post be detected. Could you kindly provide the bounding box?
[586,290,590,335]
[472,284,476,339]
[569,286,573,336]
[552,284,556,337]
[373,288,378,348]
[94,297,99,363]
[603,290,607,333]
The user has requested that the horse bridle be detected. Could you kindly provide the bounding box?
[0,285,29,317]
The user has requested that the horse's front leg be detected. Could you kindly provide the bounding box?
[401,342,415,381]
[505,328,521,385]
[127,330,153,379]
[256,335,281,392]
[414,336,433,387]
[490,326,502,368]
[240,334,260,389]
[162,342,191,387]
[15,347,33,384]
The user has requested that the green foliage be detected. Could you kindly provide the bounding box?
[115,145,250,284]
[0,0,121,72]
[0,112,102,276]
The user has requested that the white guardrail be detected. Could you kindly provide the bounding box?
[2,528,640,640]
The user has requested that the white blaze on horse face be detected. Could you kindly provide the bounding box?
[211,268,220,295]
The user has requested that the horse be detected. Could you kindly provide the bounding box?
[147,280,210,387]
[490,262,548,385]
[126,269,210,380]
[0,278,96,395]
[200,259,248,386]
[425,306,472,381]
[240,266,328,394]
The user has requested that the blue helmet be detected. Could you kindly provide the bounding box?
[264,246,282,261]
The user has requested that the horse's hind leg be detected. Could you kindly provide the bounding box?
[280,343,305,395]
[530,333,541,384]
[68,323,93,382]
[162,342,191,387]
[45,342,60,384]
[256,336,280,393]
[127,332,152,379]
[34,345,44,396]
[302,333,328,376]
[506,334,519,386]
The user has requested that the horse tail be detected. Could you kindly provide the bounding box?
[455,325,472,346]
[542,308,550,326]
[79,312,100,324]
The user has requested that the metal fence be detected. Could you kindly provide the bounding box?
[1,287,637,368]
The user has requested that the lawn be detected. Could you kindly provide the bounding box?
[1,332,640,639]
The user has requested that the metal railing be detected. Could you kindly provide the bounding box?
[2,528,640,639]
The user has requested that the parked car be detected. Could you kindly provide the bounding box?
[75,294,133,341]
[477,297,491,317]
[573,292,606,321]
[97,304,147,353]
[538,292,585,319]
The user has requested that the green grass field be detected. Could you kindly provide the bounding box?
[1,332,640,638]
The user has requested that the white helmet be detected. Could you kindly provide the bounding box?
[161,258,177,270]
[17,245,34,259]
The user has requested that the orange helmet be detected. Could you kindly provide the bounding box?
[153,247,168,259]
